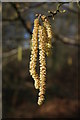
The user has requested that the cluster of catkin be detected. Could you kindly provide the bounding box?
[29,15,52,105]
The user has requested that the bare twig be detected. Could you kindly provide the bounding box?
[3,49,17,58]
[47,2,68,18]
[62,5,80,14]
[3,2,79,47]
[2,17,18,22]
[54,33,80,47]
[10,3,32,35]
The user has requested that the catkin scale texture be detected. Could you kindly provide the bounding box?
[38,26,47,105]
[41,15,53,56]
[29,18,40,89]
[29,15,53,105]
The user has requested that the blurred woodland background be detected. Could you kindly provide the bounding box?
[2,2,80,118]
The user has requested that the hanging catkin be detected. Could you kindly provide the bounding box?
[29,15,53,105]
[29,18,40,89]
[41,15,53,56]
[38,26,47,105]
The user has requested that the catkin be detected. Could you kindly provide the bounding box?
[29,15,53,105]
[29,18,40,89]
[41,15,53,56]
[38,26,46,105]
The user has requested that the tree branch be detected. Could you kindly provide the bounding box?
[54,33,80,47]
[3,2,79,47]
[10,3,32,35]
[47,2,68,18]
[2,17,18,22]
[62,5,80,14]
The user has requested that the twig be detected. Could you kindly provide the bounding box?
[47,2,68,18]
[10,3,32,35]
[3,2,79,47]
[2,17,18,22]
[54,33,80,47]
[62,5,80,14]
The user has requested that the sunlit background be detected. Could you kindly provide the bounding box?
[2,2,79,118]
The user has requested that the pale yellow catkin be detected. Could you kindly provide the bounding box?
[29,18,40,89]
[38,26,47,105]
[41,15,53,56]
[30,15,53,105]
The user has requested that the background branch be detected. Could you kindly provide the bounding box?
[10,3,32,35]
[2,17,18,21]
[3,2,79,47]
[54,33,80,47]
